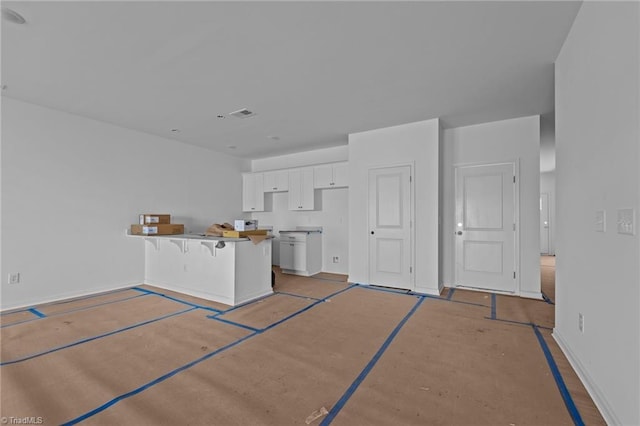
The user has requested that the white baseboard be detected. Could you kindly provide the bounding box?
[1,282,141,313]
[553,329,619,425]
[520,290,543,300]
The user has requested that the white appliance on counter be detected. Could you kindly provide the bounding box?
[279,226,322,276]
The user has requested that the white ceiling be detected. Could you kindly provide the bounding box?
[1,1,580,159]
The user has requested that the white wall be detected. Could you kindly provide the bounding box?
[554,2,639,425]
[1,98,248,310]
[250,146,349,275]
[348,119,440,295]
[540,171,556,255]
[442,116,541,298]
[251,146,348,172]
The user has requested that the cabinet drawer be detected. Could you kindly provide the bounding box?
[280,233,307,242]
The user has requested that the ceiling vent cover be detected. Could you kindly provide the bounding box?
[229,108,257,119]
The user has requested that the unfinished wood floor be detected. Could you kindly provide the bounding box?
[1,262,605,425]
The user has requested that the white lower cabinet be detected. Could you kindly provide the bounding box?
[279,231,321,276]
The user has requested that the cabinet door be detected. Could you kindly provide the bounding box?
[263,170,289,192]
[332,162,349,188]
[299,168,315,210]
[280,241,295,270]
[242,173,264,212]
[293,242,307,271]
[313,164,333,189]
[288,169,302,210]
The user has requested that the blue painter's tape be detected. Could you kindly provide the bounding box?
[61,331,258,426]
[276,291,323,302]
[62,284,359,425]
[309,275,349,284]
[28,308,46,318]
[0,294,149,330]
[131,287,223,314]
[1,307,195,366]
[207,316,262,333]
[321,297,426,426]
[532,325,584,426]
[541,291,555,305]
[447,288,457,301]
[490,293,497,319]
[215,292,278,317]
[484,316,553,331]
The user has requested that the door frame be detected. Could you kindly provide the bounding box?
[367,162,416,290]
[453,160,521,295]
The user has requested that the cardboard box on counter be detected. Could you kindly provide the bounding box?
[222,229,268,238]
[234,220,258,231]
[131,224,184,235]
[139,214,171,224]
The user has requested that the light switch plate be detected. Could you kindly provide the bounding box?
[595,210,606,232]
[617,208,635,235]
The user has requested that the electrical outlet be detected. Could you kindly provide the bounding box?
[617,208,635,235]
[578,313,584,333]
[8,273,20,284]
[332,256,340,263]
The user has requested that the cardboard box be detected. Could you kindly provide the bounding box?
[139,214,171,225]
[131,224,184,235]
[222,229,268,238]
[234,220,258,231]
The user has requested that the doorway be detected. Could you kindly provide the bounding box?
[454,162,518,293]
[368,165,413,290]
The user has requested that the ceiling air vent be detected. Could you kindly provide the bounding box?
[229,108,257,119]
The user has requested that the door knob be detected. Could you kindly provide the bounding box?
[456,231,463,235]
[371,231,375,235]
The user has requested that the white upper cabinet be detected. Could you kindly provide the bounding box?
[288,168,315,211]
[263,169,289,192]
[313,162,349,188]
[242,173,264,212]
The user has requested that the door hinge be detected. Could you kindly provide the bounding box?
[409,175,412,183]
[513,176,516,183]
[513,223,516,231]
[410,266,413,273]
[513,271,516,279]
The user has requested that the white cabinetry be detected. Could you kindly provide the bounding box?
[263,169,289,192]
[140,235,272,306]
[279,232,322,276]
[242,173,264,212]
[313,162,349,188]
[288,167,315,211]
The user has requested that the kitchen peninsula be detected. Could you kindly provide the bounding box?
[130,234,272,306]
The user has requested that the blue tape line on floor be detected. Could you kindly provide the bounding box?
[447,288,456,300]
[485,316,553,331]
[27,308,46,318]
[541,291,555,305]
[0,308,196,366]
[0,294,149,330]
[208,316,262,333]
[276,291,322,302]
[61,331,258,426]
[62,284,358,425]
[532,325,584,426]
[321,296,426,425]
[0,288,135,317]
[131,287,223,313]
[491,293,497,319]
[216,292,278,316]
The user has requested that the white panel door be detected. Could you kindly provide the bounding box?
[455,163,516,293]
[369,166,412,290]
[540,193,550,254]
